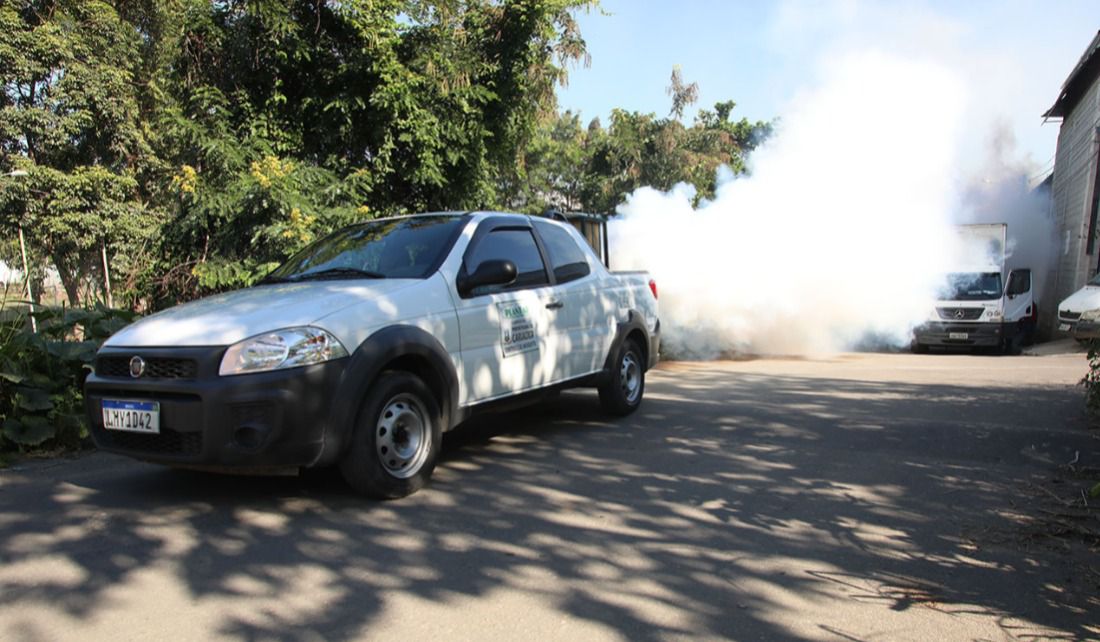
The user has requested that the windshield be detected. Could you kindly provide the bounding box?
[940,272,1003,301]
[264,215,466,283]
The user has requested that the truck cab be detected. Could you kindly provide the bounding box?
[911,224,1035,354]
[912,268,1034,353]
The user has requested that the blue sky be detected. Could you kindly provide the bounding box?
[556,0,1098,177]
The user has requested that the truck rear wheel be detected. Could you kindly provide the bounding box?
[599,338,645,416]
[339,371,442,499]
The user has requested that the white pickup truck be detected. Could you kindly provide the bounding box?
[85,212,660,498]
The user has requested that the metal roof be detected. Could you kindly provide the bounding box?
[1044,30,1100,119]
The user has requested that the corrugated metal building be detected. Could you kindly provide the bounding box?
[1045,31,1100,319]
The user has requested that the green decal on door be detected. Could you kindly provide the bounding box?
[498,302,538,357]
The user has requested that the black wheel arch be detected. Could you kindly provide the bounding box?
[604,310,654,374]
[317,325,459,467]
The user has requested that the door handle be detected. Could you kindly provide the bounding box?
[545,301,564,310]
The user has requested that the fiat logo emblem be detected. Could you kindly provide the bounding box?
[129,356,146,378]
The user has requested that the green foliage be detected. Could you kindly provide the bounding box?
[0,301,137,451]
[157,147,365,297]
[147,0,594,301]
[3,0,597,307]
[1082,339,1100,414]
[511,89,773,214]
[4,2,774,307]
[509,110,589,212]
[191,259,282,291]
[1081,340,1100,500]
[0,1,165,307]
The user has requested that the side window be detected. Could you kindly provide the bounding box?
[464,228,548,295]
[1008,269,1031,296]
[534,220,591,284]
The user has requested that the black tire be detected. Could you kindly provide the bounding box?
[339,371,442,499]
[910,340,928,354]
[1001,333,1023,356]
[598,338,645,416]
[1020,321,1037,347]
[1022,305,1038,347]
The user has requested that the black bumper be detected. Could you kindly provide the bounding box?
[1064,318,1100,340]
[85,346,347,469]
[913,321,1009,348]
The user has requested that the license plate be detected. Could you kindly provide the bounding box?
[949,332,968,340]
[102,399,160,434]
[1059,323,1071,332]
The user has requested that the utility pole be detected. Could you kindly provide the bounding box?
[4,169,36,332]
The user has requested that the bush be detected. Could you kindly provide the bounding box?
[1083,339,1100,413]
[1081,339,1100,498]
[0,304,137,452]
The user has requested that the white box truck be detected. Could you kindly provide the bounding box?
[912,223,1036,354]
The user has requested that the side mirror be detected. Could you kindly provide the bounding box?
[458,259,517,296]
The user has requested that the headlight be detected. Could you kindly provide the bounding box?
[1081,308,1100,322]
[219,327,348,376]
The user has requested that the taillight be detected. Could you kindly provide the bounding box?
[648,279,658,300]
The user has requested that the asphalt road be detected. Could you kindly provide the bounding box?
[1,351,1099,641]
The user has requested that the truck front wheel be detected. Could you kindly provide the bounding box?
[599,338,645,416]
[339,371,442,499]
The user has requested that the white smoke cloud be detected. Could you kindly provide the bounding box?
[609,52,967,358]
[957,124,1057,306]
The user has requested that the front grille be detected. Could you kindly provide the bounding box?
[937,307,983,321]
[97,357,198,380]
[1060,310,1082,321]
[921,322,998,334]
[95,425,202,456]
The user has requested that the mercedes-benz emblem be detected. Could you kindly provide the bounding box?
[954,309,965,320]
[129,356,146,378]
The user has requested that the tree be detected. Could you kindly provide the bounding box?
[3,1,598,306]
[563,69,772,213]
[666,65,698,120]
[0,0,164,307]
[153,0,595,300]
[509,110,588,212]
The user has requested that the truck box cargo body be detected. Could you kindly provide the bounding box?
[912,224,1036,354]
[85,212,660,498]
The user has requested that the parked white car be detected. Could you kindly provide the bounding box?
[1057,272,1100,340]
[86,212,660,498]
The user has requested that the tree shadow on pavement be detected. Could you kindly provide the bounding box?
[1,366,1098,640]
